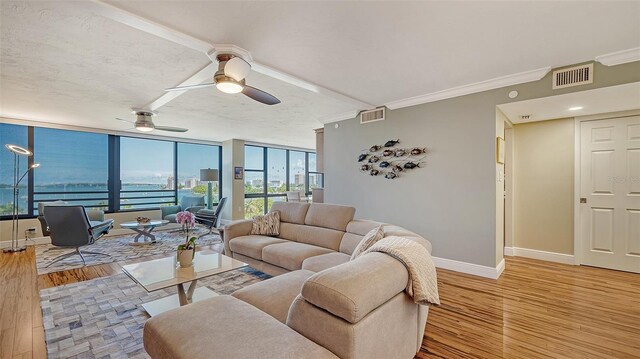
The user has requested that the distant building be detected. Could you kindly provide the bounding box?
[184,177,198,189]
[251,179,263,187]
[294,173,305,185]
[166,175,175,190]
[268,179,282,188]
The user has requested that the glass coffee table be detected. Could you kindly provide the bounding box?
[122,251,247,316]
[120,220,169,245]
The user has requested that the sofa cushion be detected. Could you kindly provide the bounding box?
[232,270,315,323]
[304,204,355,231]
[301,252,408,324]
[302,252,351,272]
[278,223,344,251]
[229,235,288,260]
[251,211,280,235]
[143,295,338,359]
[262,242,333,271]
[339,233,363,255]
[271,202,310,224]
[346,219,386,235]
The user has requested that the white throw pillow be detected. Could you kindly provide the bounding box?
[251,210,280,236]
[350,225,384,260]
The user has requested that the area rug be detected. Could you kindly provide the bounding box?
[40,267,270,359]
[36,228,221,275]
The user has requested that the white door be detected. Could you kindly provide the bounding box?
[579,115,640,273]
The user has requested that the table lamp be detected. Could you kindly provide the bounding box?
[199,168,218,210]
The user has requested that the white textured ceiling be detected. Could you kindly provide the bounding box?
[2,1,640,149]
[106,0,640,105]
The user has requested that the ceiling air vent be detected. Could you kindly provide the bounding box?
[552,63,593,90]
[360,107,385,124]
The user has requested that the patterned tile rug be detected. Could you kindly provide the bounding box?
[36,228,221,275]
[40,267,270,359]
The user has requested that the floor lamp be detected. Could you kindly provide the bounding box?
[3,144,39,253]
[200,168,218,210]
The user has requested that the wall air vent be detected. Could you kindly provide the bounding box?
[552,63,593,89]
[360,107,385,124]
[520,114,532,121]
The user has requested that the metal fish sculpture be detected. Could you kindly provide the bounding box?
[403,161,422,169]
[369,169,380,176]
[410,147,427,156]
[384,139,400,147]
[360,164,371,171]
[369,145,381,152]
[385,172,398,179]
[382,149,394,157]
[392,165,404,173]
[358,153,368,162]
[394,149,407,157]
[379,161,391,168]
[368,155,380,163]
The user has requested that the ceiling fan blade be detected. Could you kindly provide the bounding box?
[165,83,215,92]
[224,57,251,81]
[115,117,134,123]
[241,85,281,105]
[154,126,189,133]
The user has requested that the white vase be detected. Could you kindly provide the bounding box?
[177,249,194,267]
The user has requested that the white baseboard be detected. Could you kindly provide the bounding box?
[504,246,575,265]
[432,256,505,279]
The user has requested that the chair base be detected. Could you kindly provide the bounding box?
[3,246,27,253]
[45,247,111,267]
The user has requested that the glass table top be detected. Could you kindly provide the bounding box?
[121,251,247,292]
[120,220,169,228]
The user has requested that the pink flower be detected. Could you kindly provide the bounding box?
[176,211,196,228]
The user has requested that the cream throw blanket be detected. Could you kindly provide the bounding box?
[363,236,440,305]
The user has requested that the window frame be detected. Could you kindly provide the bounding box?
[0,123,223,220]
[243,145,319,218]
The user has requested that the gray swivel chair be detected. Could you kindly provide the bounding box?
[37,201,107,236]
[161,195,206,223]
[44,205,114,267]
[195,197,227,232]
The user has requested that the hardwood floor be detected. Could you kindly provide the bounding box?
[1,246,638,359]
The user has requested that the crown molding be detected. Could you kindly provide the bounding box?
[595,47,640,66]
[385,67,551,110]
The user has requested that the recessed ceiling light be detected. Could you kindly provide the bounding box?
[569,106,583,111]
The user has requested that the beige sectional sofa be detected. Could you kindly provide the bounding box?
[144,202,433,359]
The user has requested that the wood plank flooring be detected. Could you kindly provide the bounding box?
[1,246,638,359]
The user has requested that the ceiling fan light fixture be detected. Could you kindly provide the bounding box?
[216,79,244,94]
[135,122,155,132]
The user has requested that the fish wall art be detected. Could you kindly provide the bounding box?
[357,139,427,179]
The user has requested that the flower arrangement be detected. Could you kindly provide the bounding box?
[176,211,197,266]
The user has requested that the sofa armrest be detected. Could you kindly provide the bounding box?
[223,219,254,255]
[300,252,408,324]
[161,205,181,219]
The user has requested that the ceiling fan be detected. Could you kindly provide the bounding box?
[116,110,188,133]
[165,54,281,105]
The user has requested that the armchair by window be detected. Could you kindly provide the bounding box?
[43,205,114,266]
[37,201,106,236]
[161,195,206,223]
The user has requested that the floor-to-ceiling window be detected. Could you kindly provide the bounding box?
[177,142,221,207]
[244,145,319,219]
[0,122,222,219]
[0,123,29,216]
[33,128,109,213]
[119,137,176,210]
